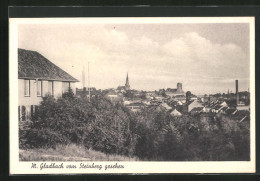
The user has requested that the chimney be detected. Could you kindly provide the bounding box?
[236,80,239,105]
[82,66,86,89]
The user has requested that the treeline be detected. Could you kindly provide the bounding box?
[19,91,250,161]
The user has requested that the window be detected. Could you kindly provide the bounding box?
[62,82,70,93]
[48,81,54,96]
[37,80,42,97]
[24,80,30,96]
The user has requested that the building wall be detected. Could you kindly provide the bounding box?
[18,79,43,106]
[19,78,76,121]
[42,80,49,96]
[166,92,186,98]
[53,81,62,98]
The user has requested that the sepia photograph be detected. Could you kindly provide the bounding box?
[9,17,255,174]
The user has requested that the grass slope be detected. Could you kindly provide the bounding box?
[20,144,138,161]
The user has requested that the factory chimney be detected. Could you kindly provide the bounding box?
[82,66,85,88]
[236,80,239,105]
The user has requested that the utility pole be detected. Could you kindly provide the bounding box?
[82,65,85,88]
[88,62,91,102]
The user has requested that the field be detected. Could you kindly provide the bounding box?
[19,144,138,161]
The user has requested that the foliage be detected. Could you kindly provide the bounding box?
[20,93,138,157]
[20,92,250,161]
[132,108,250,161]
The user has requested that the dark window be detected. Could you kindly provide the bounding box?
[31,105,34,118]
[21,106,26,121]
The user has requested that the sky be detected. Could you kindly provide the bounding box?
[18,22,251,95]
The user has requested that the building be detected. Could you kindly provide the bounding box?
[188,100,204,112]
[159,103,172,111]
[170,109,182,117]
[18,48,79,121]
[125,102,145,112]
[125,73,130,91]
[117,73,131,92]
[166,82,186,102]
[190,107,204,114]
[105,90,123,104]
[173,95,186,103]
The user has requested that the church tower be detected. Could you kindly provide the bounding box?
[125,72,130,91]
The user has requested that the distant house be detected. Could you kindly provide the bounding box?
[188,100,203,112]
[225,108,238,115]
[173,95,186,103]
[190,107,204,114]
[209,96,217,102]
[210,101,228,113]
[116,86,126,93]
[154,95,164,101]
[190,95,198,101]
[125,102,145,112]
[221,106,229,113]
[213,105,224,113]
[159,103,172,111]
[166,83,186,98]
[170,109,182,117]
[105,90,123,104]
[116,73,131,92]
[18,48,79,121]
[204,106,211,113]
[237,105,250,111]
[177,101,183,105]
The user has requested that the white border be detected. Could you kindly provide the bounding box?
[9,17,255,174]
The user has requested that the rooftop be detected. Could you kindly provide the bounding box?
[18,48,78,82]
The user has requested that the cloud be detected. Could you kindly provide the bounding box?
[18,25,249,94]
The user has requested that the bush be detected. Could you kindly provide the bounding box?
[20,93,138,157]
[20,92,250,161]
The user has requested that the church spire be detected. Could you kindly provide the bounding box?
[125,72,130,91]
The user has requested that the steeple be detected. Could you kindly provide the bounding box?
[125,72,130,91]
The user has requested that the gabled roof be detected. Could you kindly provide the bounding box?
[225,108,237,115]
[117,86,126,90]
[191,107,204,112]
[188,100,203,107]
[214,105,223,110]
[174,95,186,98]
[221,106,229,112]
[126,102,144,107]
[170,109,182,116]
[18,49,78,82]
[166,88,177,92]
[106,90,118,96]
[160,103,172,110]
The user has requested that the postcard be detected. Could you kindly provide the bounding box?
[9,17,255,174]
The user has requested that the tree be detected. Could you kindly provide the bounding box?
[186,91,191,102]
[124,90,134,99]
[161,89,167,97]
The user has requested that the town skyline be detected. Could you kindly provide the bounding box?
[18,23,250,95]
